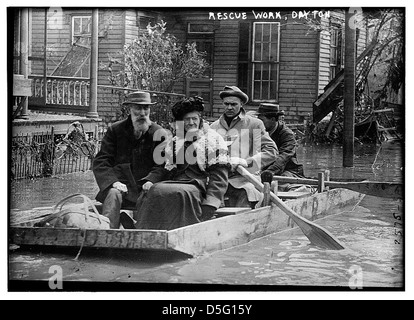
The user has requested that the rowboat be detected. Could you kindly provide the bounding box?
[9,187,364,257]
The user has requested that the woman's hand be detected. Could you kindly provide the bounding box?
[112,181,128,193]
[142,181,154,193]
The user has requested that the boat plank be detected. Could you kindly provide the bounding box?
[167,206,287,256]
[10,227,168,250]
[167,188,364,256]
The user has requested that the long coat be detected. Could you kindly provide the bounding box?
[264,121,304,177]
[210,109,278,203]
[92,116,165,203]
[134,127,229,230]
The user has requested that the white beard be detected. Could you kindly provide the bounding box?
[133,119,151,139]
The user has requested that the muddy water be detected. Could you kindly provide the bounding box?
[8,141,404,290]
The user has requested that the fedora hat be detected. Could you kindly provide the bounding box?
[122,91,155,105]
[256,103,282,116]
[219,85,249,104]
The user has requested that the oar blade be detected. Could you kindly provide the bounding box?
[271,193,345,250]
[299,219,345,250]
[237,166,345,250]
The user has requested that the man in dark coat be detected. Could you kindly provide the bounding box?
[256,103,304,178]
[92,91,166,228]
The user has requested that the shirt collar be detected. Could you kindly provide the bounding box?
[220,108,247,128]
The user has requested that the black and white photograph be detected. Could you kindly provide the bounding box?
[5,2,407,299]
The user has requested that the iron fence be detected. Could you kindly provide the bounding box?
[10,127,101,180]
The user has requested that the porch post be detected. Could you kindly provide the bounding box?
[343,9,357,167]
[87,8,99,118]
[18,8,29,119]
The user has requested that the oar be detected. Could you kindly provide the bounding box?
[236,166,345,250]
[271,175,403,199]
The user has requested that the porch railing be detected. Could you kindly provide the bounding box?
[30,75,90,107]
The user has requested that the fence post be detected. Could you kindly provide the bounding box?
[50,126,55,175]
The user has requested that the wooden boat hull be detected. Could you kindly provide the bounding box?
[9,188,364,257]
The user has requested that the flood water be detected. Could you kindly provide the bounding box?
[8,140,405,291]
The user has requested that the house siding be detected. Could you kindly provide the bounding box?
[96,9,126,123]
[47,9,90,75]
[154,11,326,121]
[29,9,46,76]
[205,14,320,121]
[318,9,368,95]
[212,21,239,116]
[278,15,319,121]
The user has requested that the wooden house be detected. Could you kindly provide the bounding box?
[12,7,368,126]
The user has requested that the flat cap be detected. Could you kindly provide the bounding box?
[219,85,249,104]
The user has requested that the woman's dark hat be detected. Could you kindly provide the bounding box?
[219,85,249,104]
[171,96,205,120]
[122,91,156,105]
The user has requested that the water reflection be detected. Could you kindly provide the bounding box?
[10,171,99,210]
[299,140,403,182]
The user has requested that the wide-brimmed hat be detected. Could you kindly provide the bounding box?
[122,91,155,105]
[219,85,249,104]
[171,96,205,121]
[256,103,283,117]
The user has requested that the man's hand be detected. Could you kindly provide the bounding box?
[229,157,248,170]
[201,205,216,221]
[245,157,254,167]
[142,181,154,193]
[112,181,128,193]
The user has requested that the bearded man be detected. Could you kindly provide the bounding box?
[92,91,166,228]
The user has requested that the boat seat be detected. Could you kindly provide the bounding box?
[93,202,136,214]
[276,191,313,200]
[214,207,251,217]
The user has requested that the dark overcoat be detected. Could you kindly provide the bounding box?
[92,116,165,203]
[264,121,304,177]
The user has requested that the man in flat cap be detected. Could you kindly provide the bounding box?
[92,91,166,228]
[210,86,278,208]
[256,103,304,181]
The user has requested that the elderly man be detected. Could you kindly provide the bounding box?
[92,91,166,228]
[256,103,304,179]
[210,86,278,208]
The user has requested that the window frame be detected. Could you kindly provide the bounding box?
[71,15,92,46]
[250,21,281,103]
[329,23,344,80]
[187,22,215,35]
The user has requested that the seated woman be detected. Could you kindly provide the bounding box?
[132,96,229,230]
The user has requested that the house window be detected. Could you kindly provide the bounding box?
[238,22,280,102]
[72,16,91,46]
[329,25,344,79]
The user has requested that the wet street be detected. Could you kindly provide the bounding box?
[8,140,404,291]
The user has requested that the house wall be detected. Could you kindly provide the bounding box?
[26,8,368,124]
[170,11,321,121]
[278,14,319,122]
[96,9,127,124]
[28,8,129,122]
[318,9,368,95]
